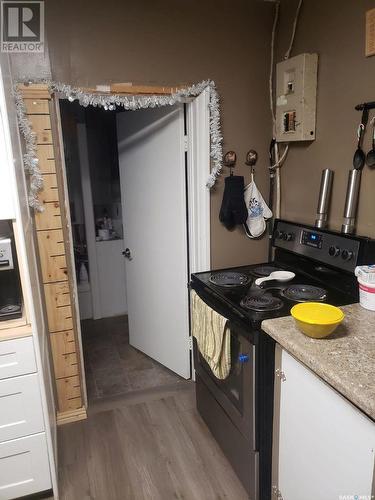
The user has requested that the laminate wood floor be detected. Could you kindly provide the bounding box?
[57,382,249,499]
[81,316,185,401]
[54,315,248,499]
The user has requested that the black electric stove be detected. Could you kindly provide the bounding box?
[191,260,355,329]
[190,219,375,500]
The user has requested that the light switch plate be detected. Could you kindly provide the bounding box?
[366,8,375,57]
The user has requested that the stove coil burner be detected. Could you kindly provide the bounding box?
[282,285,327,302]
[251,266,283,277]
[240,293,284,312]
[209,272,250,288]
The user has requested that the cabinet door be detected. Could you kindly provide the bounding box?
[0,336,36,380]
[273,346,375,500]
[0,373,44,442]
[0,433,51,499]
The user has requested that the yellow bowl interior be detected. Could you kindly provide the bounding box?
[291,302,344,339]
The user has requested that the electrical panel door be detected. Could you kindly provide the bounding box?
[275,53,318,142]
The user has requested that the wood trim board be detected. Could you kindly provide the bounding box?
[19,84,87,424]
[109,83,185,95]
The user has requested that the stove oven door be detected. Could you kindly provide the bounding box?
[193,321,256,446]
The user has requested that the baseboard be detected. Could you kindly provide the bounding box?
[57,406,87,425]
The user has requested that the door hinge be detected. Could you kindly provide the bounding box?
[188,336,193,351]
[272,486,284,499]
[275,368,286,382]
[184,135,189,152]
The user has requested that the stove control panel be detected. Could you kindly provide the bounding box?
[273,221,360,272]
[301,230,322,249]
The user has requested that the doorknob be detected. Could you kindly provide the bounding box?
[122,248,132,260]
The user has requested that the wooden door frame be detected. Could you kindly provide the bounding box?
[186,88,211,274]
[52,98,88,409]
[55,87,211,384]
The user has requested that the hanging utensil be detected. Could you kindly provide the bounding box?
[353,108,368,170]
[366,117,375,168]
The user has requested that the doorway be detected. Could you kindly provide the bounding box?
[58,93,210,402]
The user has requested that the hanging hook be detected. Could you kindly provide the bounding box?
[245,149,258,177]
[223,151,237,176]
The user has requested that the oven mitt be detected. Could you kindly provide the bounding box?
[243,175,272,238]
[219,175,248,230]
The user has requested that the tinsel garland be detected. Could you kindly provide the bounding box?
[13,79,223,212]
[13,85,44,211]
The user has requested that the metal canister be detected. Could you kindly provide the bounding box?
[315,169,334,229]
[341,169,362,234]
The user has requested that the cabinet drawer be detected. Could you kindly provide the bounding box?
[0,374,44,442]
[0,433,51,499]
[0,337,36,380]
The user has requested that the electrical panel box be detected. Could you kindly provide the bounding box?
[275,53,318,142]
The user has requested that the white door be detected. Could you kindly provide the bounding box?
[117,106,190,379]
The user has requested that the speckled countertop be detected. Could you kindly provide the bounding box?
[262,303,375,421]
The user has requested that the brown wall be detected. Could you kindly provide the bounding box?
[45,0,274,269]
[276,0,375,237]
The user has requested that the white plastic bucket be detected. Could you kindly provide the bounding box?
[358,277,375,311]
[98,229,110,240]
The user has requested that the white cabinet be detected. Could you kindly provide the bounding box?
[0,433,51,499]
[272,346,375,500]
[0,373,44,442]
[0,336,36,380]
[0,336,52,499]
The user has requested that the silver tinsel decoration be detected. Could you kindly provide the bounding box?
[13,85,44,211]
[14,79,223,211]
